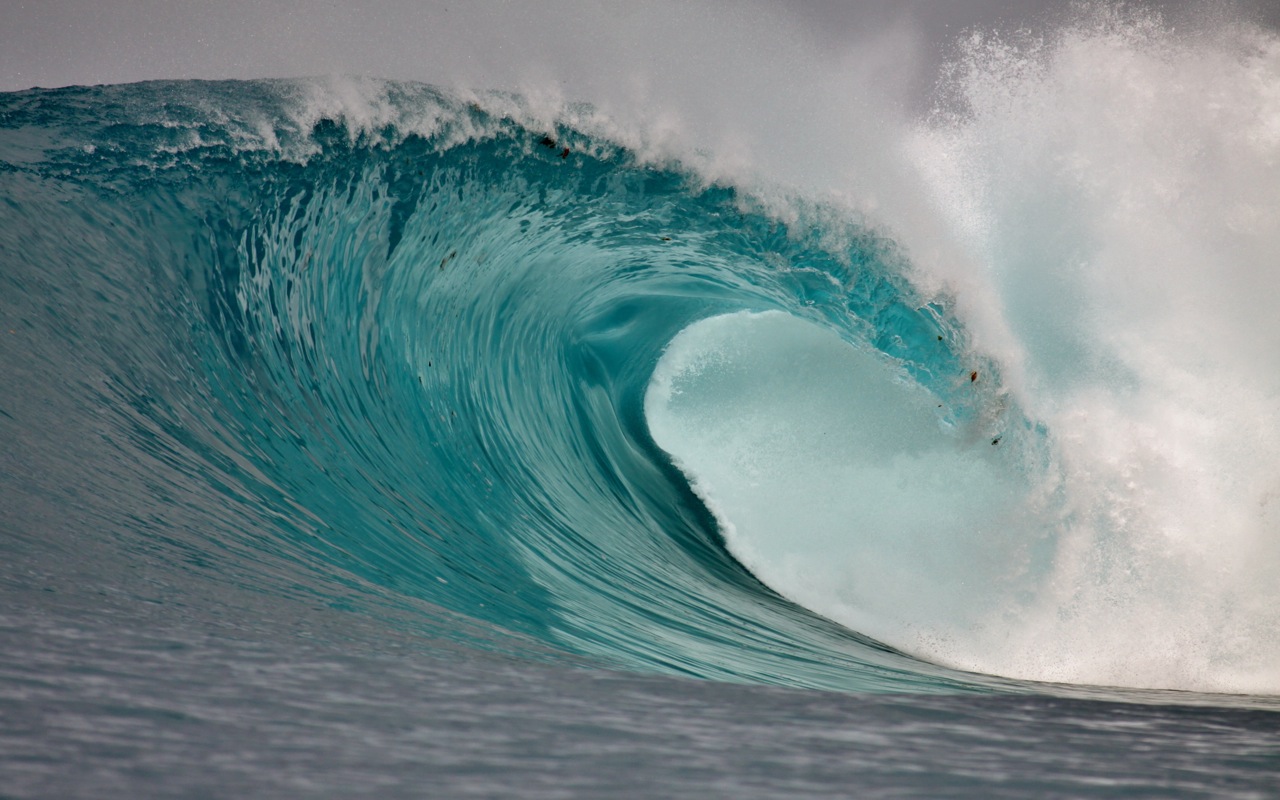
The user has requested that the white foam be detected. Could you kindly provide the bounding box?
[642,8,1280,694]
[898,7,1280,694]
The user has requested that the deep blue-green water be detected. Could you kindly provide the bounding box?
[2,70,1278,796]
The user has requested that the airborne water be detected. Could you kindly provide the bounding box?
[2,4,1280,799]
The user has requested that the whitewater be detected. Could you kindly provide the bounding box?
[2,2,1279,797]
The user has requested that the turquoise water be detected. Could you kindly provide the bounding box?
[3,80,993,690]
[2,76,1278,796]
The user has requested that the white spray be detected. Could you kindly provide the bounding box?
[650,6,1280,695]
[903,8,1280,692]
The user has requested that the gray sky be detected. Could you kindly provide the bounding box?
[3,1,1275,98]
[4,0,1275,205]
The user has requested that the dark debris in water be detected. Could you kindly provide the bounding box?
[538,135,570,159]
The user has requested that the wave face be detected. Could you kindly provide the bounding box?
[2,9,1279,702]
[0,80,984,694]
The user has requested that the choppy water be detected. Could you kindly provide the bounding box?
[3,10,1280,796]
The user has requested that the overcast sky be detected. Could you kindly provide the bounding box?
[3,0,1276,98]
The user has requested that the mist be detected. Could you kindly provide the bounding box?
[6,2,1275,97]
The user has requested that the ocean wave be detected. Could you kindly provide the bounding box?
[3,7,1279,698]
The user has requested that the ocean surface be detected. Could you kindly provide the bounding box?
[2,10,1279,797]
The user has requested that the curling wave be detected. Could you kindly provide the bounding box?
[1,80,992,694]
[3,10,1279,698]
